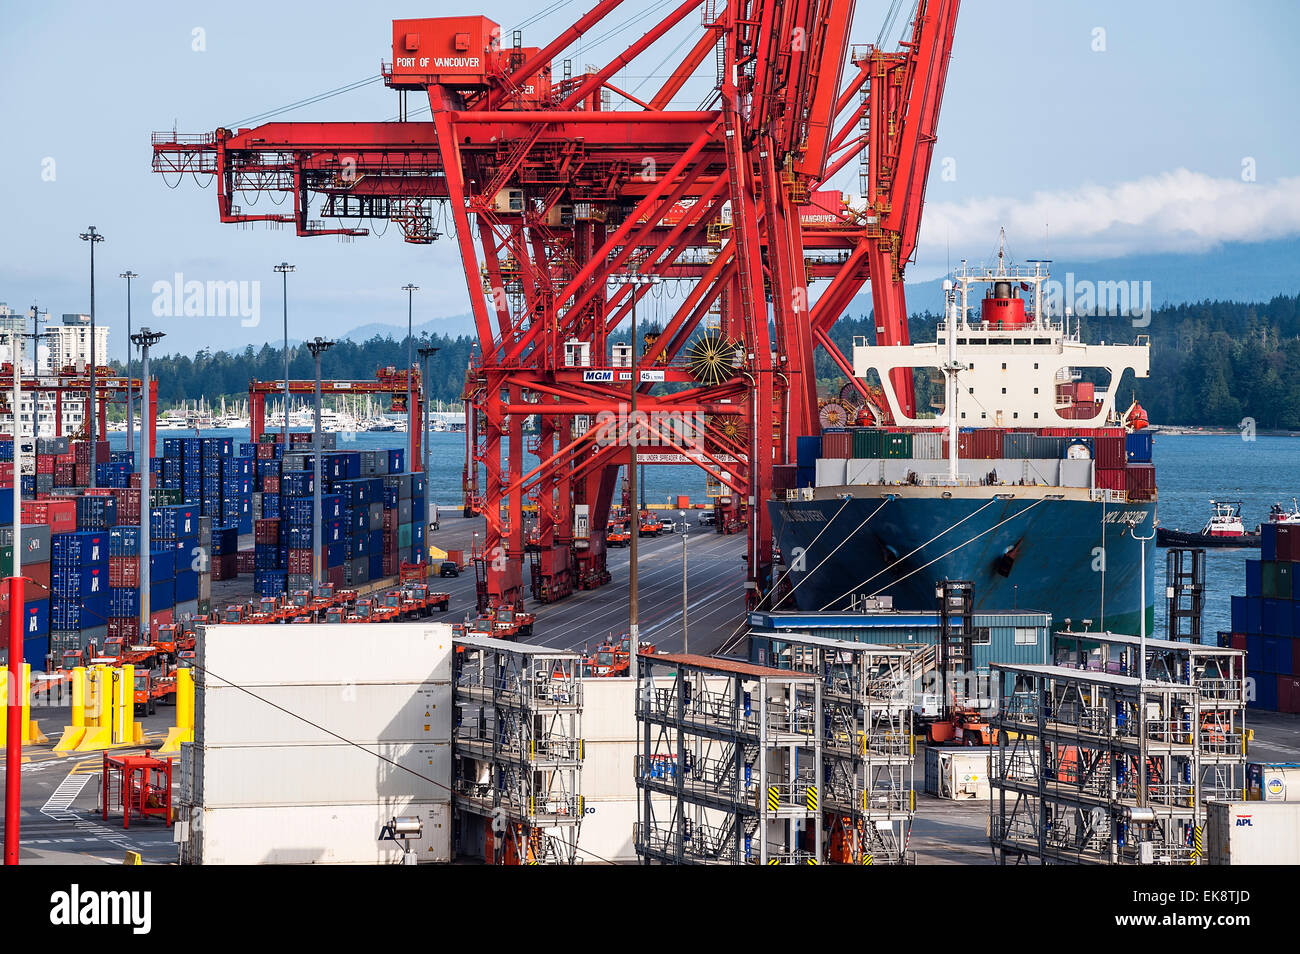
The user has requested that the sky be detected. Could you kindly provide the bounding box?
[1,0,1298,357]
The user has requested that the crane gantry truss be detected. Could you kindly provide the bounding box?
[152,0,958,612]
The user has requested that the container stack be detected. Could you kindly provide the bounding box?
[0,523,52,664]
[805,425,1155,500]
[244,442,423,597]
[1230,523,1300,712]
[50,528,109,659]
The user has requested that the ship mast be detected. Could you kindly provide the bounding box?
[944,277,960,482]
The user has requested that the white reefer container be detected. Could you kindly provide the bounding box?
[188,741,451,808]
[181,801,450,865]
[924,747,991,800]
[197,622,453,687]
[1207,800,1300,865]
[195,681,452,746]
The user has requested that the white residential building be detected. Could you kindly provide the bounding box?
[45,314,110,375]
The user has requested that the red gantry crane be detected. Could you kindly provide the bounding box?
[152,0,958,614]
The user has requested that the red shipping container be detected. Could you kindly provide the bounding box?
[22,499,77,533]
[383,510,398,531]
[1276,525,1295,562]
[74,463,91,486]
[1279,675,1300,715]
[95,441,111,465]
[1125,463,1156,501]
[236,550,256,574]
[256,443,277,460]
[150,608,173,631]
[108,616,142,640]
[821,431,853,459]
[109,556,141,588]
[958,429,1002,459]
[110,488,142,523]
[0,573,48,609]
[263,476,281,493]
[1076,382,1095,402]
[1096,468,1126,492]
[383,551,398,577]
[287,548,313,574]
[0,462,12,486]
[254,519,280,545]
[1230,633,1247,651]
[327,565,345,588]
[1095,436,1125,468]
[73,441,91,464]
[35,455,53,475]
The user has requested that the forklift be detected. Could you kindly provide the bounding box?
[924,580,997,746]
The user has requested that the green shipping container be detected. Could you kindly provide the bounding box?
[882,432,913,459]
[852,428,883,459]
[398,523,413,549]
[1277,561,1293,600]
[0,545,11,577]
[1261,561,1278,599]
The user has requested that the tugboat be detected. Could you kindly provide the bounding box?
[1266,499,1300,526]
[1157,500,1260,549]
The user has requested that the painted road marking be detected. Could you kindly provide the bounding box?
[41,772,92,820]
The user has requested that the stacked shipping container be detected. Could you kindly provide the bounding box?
[805,425,1154,500]
[1230,523,1300,712]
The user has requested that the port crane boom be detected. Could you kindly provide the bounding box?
[152,0,958,611]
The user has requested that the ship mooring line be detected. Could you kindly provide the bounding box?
[861,497,1053,602]
[817,497,1001,610]
[715,495,857,654]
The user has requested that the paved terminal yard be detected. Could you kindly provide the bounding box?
[210,512,753,656]
[8,513,1300,864]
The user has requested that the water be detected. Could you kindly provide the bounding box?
[109,427,1292,636]
[1151,433,1298,639]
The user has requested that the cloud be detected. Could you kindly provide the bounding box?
[916,170,1300,267]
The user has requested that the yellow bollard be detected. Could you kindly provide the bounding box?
[20,664,31,743]
[71,666,85,728]
[75,666,114,751]
[114,665,134,746]
[159,668,195,753]
[54,666,89,751]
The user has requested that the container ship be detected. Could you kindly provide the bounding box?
[769,243,1157,633]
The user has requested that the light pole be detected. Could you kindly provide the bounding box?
[305,337,332,597]
[26,306,47,376]
[3,325,24,866]
[120,271,138,457]
[1127,517,1157,683]
[133,328,165,639]
[418,345,440,553]
[79,227,104,485]
[402,283,419,464]
[274,263,295,443]
[680,511,689,654]
[609,271,661,679]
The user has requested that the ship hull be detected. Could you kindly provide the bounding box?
[769,489,1156,635]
